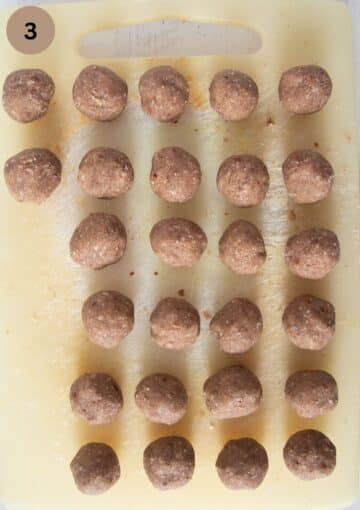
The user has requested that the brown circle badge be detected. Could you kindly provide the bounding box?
[7,6,55,54]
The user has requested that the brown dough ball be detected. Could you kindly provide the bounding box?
[219,220,266,275]
[70,372,123,425]
[279,65,332,114]
[283,430,336,480]
[143,436,195,490]
[4,148,61,203]
[209,70,259,121]
[150,147,201,203]
[3,69,54,123]
[282,294,335,350]
[139,66,189,122]
[285,370,338,419]
[283,150,334,204]
[70,442,120,494]
[150,218,207,267]
[216,438,269,489]
[135,373,188,425]
[70,213,127,270]
[217,155,269,207]
[285,228,340,279]
[78,147,134,199]
[203,365,262,419]
[210,298,262,355]
[150,297,200,350]
[73,65,128,121]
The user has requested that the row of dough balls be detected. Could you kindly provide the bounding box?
[2,64,332,124]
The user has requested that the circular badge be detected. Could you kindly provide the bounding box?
[7,6,55,54]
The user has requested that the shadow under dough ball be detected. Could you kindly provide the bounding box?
[143,436,195,490]
[219,220,266,275]
[150,146,201,203]
[283,429,336,480]
[70,442,120,495]
[139,65,189,122]
[82,290,134,348]
[150,217,207,267]
[282,149,334,204]
[73,65,128,121]
[78,147,134,199]
[216,438,269,490]
[282,294,335,350]
[150,297,200,350]
[209,69,259,120]
[70,213,127,269]
[279,65,332,114]
[203,365,262,419]
[285,228,340,279]
[70,372,123,425]
[135,373,188,425]
[4,148,61,203]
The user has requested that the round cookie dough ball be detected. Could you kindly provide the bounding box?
[217,155,269,207]
[4,148,61,203]
[82,290,134,348]
[219,220,266,275]
[150,297,200,350]
[203,365,262,419]
[285,370,338,419]
[139,65,189,122]
[70,213,127,270]
[210,298,262,355]
[282,294,335,350]
[209,70,259,121]
[283,429,336,480]
[70,442,120,494]
[135,373,188,425]
[150,218,207,267]
[143,436,195,490]
[150,147,201,203]
[282,150,334,204]
[70,372,123,425]
[78,147,134,199]
[279,65,332,114]
[216,438,269,489]
[285,228,340,279]
[73,65,128,121]
[2,69,54,123]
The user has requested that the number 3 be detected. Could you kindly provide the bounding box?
[24,22,37,40]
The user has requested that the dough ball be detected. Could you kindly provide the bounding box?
[203,365,262,419]
[135,373,188,425]
[82,290,134,348]
[150,297,200,350]
[217,155,269,207]
[285,370,338,418]
[4,148,61,203]
[283,429,336,480]
[139,65,189,122]
[279,65,332,114]
[283,150,334,204]
[209,70,259,120]
[70,372,123,425]
[78,147,134,199]
[210,298,262,355]
[150,146,201,203]
[70,213,127,269]
[282,294,335,350]
[285,228,340,279]
[219,220,266,275]
[216,438,268,489]
[143,436,195,490]
[150,218,207,267]
[73,65,128,121]
[70,442,120,494]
